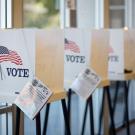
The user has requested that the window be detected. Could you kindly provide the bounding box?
[23,0,60,28]
[0,0,12,28]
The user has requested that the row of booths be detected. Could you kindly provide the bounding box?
[0,28,135,134]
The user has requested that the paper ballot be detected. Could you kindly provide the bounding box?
[14,78,53,120]
[71,68,101,99]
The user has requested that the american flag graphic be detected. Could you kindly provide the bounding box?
[109,45,114,53]
[65,38,80,53]
[0,46,23,65]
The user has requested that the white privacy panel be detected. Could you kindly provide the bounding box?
[0,29,35,103]
[64,28,91,90]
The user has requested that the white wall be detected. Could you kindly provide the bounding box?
[0,0,6,28]
[0,0,1,28]
[125,0,135,28]
[77,0,95,28]
[77,0,104,28]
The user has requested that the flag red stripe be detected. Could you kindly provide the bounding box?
[0,50,23,65]
[0,54,22,61]
[0,57,22,65]
[65,42,80,53]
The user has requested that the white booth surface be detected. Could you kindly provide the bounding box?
[108,29,124,75]
[64,28,91,91]
[108,29,135,80]
[0,29,35,103]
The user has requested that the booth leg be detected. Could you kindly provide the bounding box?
[61,99,71,135]
[123,81,130,135]
[109,81,120,132]
[6,103,8,135]
[15,106,21,135]
[112,81,120,115]
[81,101,89,135]
[67,89,72,125]
[98,90,105,135]
[106,86,116,135]
[88,96,94,135]
[42,103,50,135]
[81,96,94,135]
[123,81,130,124]
[36,113,41,135]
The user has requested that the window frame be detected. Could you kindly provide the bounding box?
[12,0,23,28]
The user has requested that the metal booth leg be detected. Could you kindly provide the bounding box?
[36,113,41,135]
[42,103,50,135]
[98,82,120,135]
[123,81,130,135]
[6,103,8,135]
[88,96,94,135]
[98,89,105,135]
[81,100,89,135]
[15,106,21,135]
[81,95,94,135]
[61,99,71,135]
[67,89,72,125]
[123,81,130,124]
[109,81,120,133]
[112,81,120,115]
[106,86,116,135]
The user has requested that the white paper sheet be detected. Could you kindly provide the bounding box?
[14,78,53,120]
[71,67,101,99]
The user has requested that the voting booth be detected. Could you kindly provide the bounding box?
[0,29,35,103]
[124,29,135,73]
[0,29,67,104]
[0,29,35,135]
[108,29,135,80]
[64,28,110,135]
[82,29,110,135]
[36,29,67,103]
[35,29,70,135]
[0,29,71,135]
[90,29,109,85]
[64,28,91,90]
[107,29,135,135]
[64,28,109,90]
